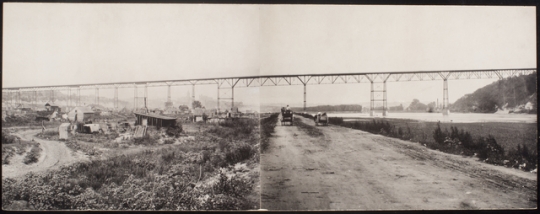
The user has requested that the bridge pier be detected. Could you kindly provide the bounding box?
[51,89,55,103]
[303,84,307,112]
[383,81,388,117]
[144,84,148,103]
[370,81,374,116]
[114,86,119,110]
[442,79,450,115]
[231,86,235,110]
[369,80,388,117]
[167,85,171,103]
[17,90,21,106]
[77,88,81,106]
[95,87,100,106]
[217,84,220,113]
[191,84,195,108]
[369,81,389,116]
[134,84,138,110]
[68,88,71,110]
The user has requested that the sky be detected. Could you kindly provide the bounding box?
[3,4,536,108]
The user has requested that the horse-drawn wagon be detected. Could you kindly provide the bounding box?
[281,108,294,126]
[314,112,328,126]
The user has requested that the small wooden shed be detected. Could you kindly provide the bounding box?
[134,113,176,128]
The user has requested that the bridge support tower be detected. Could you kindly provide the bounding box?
[303,84,307,112]
[442,79,450,116]
[367,74,389,117]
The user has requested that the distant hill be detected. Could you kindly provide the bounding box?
[291,104,363,112]
[450,73,537,113]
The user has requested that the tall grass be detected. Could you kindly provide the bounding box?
[335,119,537,171]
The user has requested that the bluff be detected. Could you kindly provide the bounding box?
[450,73,537,113]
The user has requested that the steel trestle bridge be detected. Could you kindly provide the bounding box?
[2,68,536,116]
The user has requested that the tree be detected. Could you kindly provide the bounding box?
[408,99,427,111]
[192,100,202,109]
[178,105,189,112]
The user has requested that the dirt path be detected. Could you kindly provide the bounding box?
[261,115,537,210]
[2,129,88,179]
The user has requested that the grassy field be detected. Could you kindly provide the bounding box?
[3,119,260,210]
[331,117,537,171]
[341,118,537,153]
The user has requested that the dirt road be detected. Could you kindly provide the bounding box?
[261,115,537,210]
[2,129,88,179]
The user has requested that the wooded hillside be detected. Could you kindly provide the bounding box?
[450,73,537,113]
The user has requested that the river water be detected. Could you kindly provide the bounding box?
[324,112,537,123]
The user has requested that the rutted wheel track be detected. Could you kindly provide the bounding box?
[2,129,89,179]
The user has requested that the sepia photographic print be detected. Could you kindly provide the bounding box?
[2,3,537,211]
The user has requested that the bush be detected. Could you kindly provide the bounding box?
[23,145,42,165]
[328,117,344,125]
[132,135,158,146]
[224,143,254,166]
[163,139,175,144]
[433,122,446,144]
[2,131,19,144]
[166,125,183,138]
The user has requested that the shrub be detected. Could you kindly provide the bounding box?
[163,139,175,144]
[433,122,446,144]
[166,121,182,137]
[23,145,42,165]
[2,131,19,144]
[132,135,158,146]
[224,143,254,166]
[328,117,344,125]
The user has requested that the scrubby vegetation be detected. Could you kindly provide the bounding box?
[23,144,42,165]
[3,114,63,128]
[331,118,537,171]
[260,113,279,153]
[2,130,42,165]
[2,118,260,210]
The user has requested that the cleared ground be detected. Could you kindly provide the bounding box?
[261,115,537,210]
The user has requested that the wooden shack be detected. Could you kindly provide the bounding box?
[68,107,95,123]
[134,113,176,128]
[45,102,61,112]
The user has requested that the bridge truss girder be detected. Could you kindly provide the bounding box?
[2,68,536,116]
